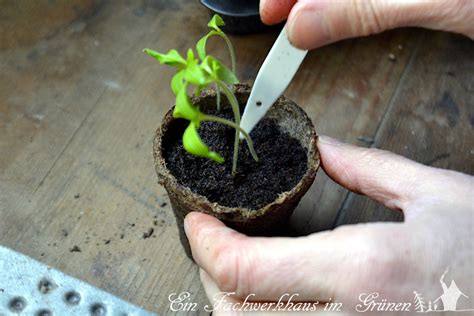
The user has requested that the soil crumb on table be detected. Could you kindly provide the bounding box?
[164,109,307,209]
[142,228,154,239]
[69,245,81,253]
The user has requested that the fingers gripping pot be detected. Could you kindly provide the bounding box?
[153,84,320,259]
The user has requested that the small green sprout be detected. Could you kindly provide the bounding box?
[196,15,236,111]
[144,15,258,175]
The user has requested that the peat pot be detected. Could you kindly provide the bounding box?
[153,84,320,258]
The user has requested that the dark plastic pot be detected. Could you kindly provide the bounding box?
[200,0,283,34]
[153,84,320,259]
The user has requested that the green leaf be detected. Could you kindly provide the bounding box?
[196,14,225,61]
[143,48,186,68]
[196,33,209,62]
[186,48,196,63]
[201,55,238,84]
[196,31,217,63]
[196,15,236,74]
[183,49,209,86]
[171,70,185,95]
[183,63,208,86]
[200,55,214,77]
[182,122,224,163]
[173,84,201,122]
[208,14,225,32]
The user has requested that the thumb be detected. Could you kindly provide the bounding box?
[184,211,401,303]
[286,0,474,49]
[260,0,297,25]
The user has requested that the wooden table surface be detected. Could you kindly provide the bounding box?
[1,1,473,314]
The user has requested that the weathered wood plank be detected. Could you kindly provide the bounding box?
[1,1,211,312]
[336,32,474,226]
[0,0,431,313]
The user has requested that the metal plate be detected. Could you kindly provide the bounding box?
[0,246,157,316]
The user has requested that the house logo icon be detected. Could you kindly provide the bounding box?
[414,268,472,313]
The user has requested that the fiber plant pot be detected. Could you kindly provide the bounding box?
[153,84,320,259]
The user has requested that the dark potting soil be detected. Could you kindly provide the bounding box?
[164,108,308,209]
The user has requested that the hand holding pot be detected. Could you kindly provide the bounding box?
[260,0,474,49]
[184,136,474,311]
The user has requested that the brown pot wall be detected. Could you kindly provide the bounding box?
[153,84,320,259]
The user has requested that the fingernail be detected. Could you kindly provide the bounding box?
[288,6,331,49]
[184,214,192,237]
[318,135,344,145]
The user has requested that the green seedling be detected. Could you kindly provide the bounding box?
[144,15,258,175]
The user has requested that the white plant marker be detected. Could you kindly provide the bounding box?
[240,24,308,138]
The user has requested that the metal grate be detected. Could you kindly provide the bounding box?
[0,246,157,315]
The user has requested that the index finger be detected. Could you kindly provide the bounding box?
[260,0,297,25]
